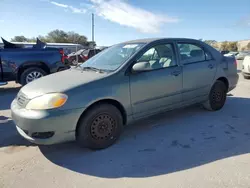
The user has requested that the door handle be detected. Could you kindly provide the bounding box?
[171,70,181,76]
[208,64,214,69]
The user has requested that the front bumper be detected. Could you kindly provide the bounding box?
[11,99,85,145]
[242,66,250,74]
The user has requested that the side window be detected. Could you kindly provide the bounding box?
[88,50,95,58]
[205,52,213,60]
[137,44,176,70]
[138,48,157,62]
[177,43,206,64]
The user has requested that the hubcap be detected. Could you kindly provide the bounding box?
[212,90,223,102]
[26,71,43,83]
[90,114,116,140]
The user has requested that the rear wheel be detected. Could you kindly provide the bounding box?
[20,67,47,85]
[243,74,250,79]
[76,104,123,150]
[203,80,227,111]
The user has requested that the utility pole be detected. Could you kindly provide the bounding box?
[92,13,95,43]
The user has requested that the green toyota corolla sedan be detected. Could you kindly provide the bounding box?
[11,38,238,149]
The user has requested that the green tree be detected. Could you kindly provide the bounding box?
[204,40,218,48]
[10,29,93,47]
[220,41,238,51]
[67,31,88,45]
[247,42,250,50]
[36,35,50,43]
[26,37,37,43]
[10,36,28,42]
[227,42,238,51]
[47,29,68,43]
[220,41,229,51]
[86,41,96,48]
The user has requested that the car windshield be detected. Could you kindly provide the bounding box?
[80,43,145,71]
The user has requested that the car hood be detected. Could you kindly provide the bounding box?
[20,68,108,99]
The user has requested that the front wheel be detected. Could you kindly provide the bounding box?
[76,104,123,150]
[203,80,227,111]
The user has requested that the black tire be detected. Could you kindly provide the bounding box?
[243,75,250,79]
[76,104,123,150]
[72,60,78,66]
[203,80,227,111]
[20,67,47,85]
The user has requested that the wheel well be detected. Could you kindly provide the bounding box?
[217,77,229,91]
[76,99,127,135]
[17,62,50,83]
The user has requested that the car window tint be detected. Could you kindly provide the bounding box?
[138,48,157,62]
[81,50,89,56]
[81,43,145,71]
[137,44,176,70]
[205,52,213,60]
[178,43,206,64]
[88,50,95,57]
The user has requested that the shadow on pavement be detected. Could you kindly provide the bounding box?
[0,116,32,148]
[0,86,20,110]
[38,96,250,178]
[0,85,29,147]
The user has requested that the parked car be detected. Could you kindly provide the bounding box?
[11,38,238,150]
[242,55,250,79]
[65,48,102,65]
[224,51,239,57]
[236,51,250,60]
[0,38,70,86]
[220,50,230,55]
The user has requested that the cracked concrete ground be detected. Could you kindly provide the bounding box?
[0,60,250,188]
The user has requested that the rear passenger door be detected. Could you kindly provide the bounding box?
[177,42,216,103]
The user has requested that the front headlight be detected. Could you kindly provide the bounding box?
[26,93,68,110]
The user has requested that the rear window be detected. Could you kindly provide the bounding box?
[82,50,89,56]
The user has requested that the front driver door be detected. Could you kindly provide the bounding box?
[129,42,183,119]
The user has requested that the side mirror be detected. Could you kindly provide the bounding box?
[132,61,151,72]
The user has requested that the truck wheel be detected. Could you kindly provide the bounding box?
[20,67,47,85]
[76,104,123,150]
[203,80,227,111]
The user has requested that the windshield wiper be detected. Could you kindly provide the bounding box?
[81,66,105,73]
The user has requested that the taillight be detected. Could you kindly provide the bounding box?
[59,49,65,63]
[234,59,237,66]
[59,49,64,55]
[82,55,88,60]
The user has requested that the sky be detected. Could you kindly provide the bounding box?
[0,0,250,46]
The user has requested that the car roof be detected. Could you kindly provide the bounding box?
[122,38,201,44]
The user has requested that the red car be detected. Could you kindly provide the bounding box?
[65,49,102,65]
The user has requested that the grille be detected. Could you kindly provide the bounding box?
[16,92,29,108]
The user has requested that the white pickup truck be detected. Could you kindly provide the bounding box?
[242,56,250,79]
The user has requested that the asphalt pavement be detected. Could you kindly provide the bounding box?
[1,60,250,188]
